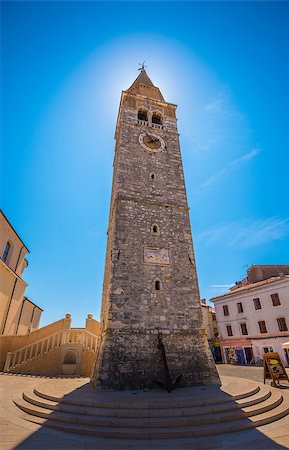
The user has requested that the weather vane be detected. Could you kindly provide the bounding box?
[138,61,147,71]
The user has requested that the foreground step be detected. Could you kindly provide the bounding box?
[13,402,289,439]
[12,376,289,440]
[33,384,260,409]
[21,385,278,421]
[13,389,289,438]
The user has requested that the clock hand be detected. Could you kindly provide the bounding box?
[148,137,159,144]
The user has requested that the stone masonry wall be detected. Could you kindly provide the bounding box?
[92,89,219,389]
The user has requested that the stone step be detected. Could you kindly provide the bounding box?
[13,389,285,430]
[242,391,283,417]
[22,385,275,419]
[236,386,271,407]
[33,384,260,409]
[13,399,289,439]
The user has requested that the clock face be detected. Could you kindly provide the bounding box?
[139,132,165,153]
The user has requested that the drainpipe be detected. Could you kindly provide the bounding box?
[15,297,28,335]
[1,279,18,335]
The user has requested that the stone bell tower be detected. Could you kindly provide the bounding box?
[92,67,219,389]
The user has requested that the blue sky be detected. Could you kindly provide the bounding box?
[2,2,289,327]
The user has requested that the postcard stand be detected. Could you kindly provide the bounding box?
[263,352,289,387]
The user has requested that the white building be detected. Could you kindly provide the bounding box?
[211,265,289,367]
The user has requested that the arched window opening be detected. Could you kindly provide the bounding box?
[152,224,159,234]
[138,109,148,121]
[155,280,161,291]
[152,112,162,125]
[63,350,77,364]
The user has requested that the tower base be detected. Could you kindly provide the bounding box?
[92,329,220,390]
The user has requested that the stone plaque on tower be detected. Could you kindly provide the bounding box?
[92,68,220,389]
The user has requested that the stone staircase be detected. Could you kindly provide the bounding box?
[12,377,289,439]
[4,329,98,373]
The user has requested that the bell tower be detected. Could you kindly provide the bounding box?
[92,68,219,389]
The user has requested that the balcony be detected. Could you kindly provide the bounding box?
[152,123,163,130]
[137,119,149,126]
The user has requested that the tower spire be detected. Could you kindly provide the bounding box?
[126,66,165,101]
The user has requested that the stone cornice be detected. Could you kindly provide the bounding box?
[0,258,27,287]
[122,90,178,108]
[117,119,179,137]
[115,195,189,211]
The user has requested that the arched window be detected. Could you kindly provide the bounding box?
[63,350,77,364]
[151,224,159,234]
[152,112,162,125]
[138,109,148,121]
[155,280,161,291]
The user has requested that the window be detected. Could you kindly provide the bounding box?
[152,112,162,125]
[2,242,10,262]
[258,320,267,334]
[277,317,288,332]
[226,325,233,337]
[63,350,77,365]
[237,302,243,313]
[151,224,159,234]
[253,298,262,310]
[150,172,155,181]
[240,323,248,335]
[155,280,161,291]
[138,109,148,121]
[223,305,229,316]
[271,293,281,306]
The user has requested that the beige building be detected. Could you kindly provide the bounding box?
[1,313,100,376]
[0,210,42,335]
[201,299,222,363]
[211,265,289,367]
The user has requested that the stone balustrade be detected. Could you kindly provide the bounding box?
[4,328,99,372]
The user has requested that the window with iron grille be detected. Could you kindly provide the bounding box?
[226,325,233,337]
[223,305,229,316]
[258,320,267,334]
[240,323,248,335]
[277,317,288,332]
[253,297,262,310]
[271,293,281,306]
[237,302,243,313]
